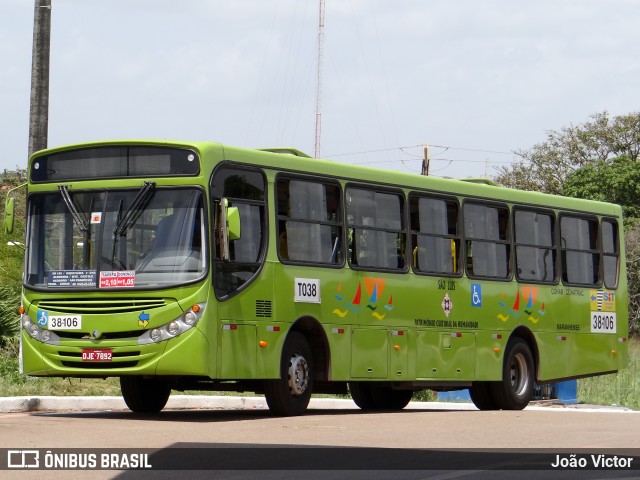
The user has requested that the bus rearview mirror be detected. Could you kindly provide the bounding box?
[227,206,241,241]
[218,198,241,261]
[4,196,15,234]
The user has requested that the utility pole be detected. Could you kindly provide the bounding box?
[313,0,325,159]
[421,144,430,176]
[28,0,52,158]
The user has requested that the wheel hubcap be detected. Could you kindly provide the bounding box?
[510,353,529,396]
[288,354,309,396]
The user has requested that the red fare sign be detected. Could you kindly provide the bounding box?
[99,271,136,288]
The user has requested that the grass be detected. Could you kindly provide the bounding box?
[577,339,640,409]
[0,336,636,408]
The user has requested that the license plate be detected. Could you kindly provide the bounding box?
[81,349,112,362]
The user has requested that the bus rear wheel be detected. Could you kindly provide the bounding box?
[120,376,171,414]
[370,386,413,410]
[348,382,377,410]
[264,332,314,416]
[490,338,534,410]
[349,382,413,410]
[469,381,499,410]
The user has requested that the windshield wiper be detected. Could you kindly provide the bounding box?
[58,185,88,232]
[113,181,156,237]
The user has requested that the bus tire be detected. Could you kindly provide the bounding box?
[120,376,171,413]
[490,338,534,410]
[369,386,413,410]
[469,381,499,410]
[349,383,412,410]
[348,382,377,410]
[264,332,314,416]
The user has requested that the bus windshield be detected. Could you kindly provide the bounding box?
[25,187,206,290]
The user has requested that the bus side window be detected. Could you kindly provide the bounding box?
[464,202,510,279]
[276,177,343,265]
[211,166,267,298]
[410,195,460,275]
[347,188,405,271]
[560,215,599,286]
[602,219,619,289]
[514,209,556,283]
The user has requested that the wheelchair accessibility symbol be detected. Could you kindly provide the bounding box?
[471,284,482,307]
[36,310,48,327]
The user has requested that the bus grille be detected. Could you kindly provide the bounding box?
[256,300,272,318]
[35,298,169,314]
[60,361,138,369]
[59,350,140,369]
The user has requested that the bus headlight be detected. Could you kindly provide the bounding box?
[29,324,39,337]
[167,321,180,336]
[41,330,52,342]
[20,314,60,345]
[138,303,205,345]
[150,329,162,343]
[184,311,197,326]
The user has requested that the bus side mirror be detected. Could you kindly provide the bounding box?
[5,197,15,234]
[218,198,241,261]
[4,183,26,235]
[227,206,241,241]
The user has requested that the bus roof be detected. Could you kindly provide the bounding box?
[29,139,622,218]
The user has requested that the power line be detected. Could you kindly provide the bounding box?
[430,144,515,155]
[325,145,422,158]
[346,157,517,166]
[325,143,519,159]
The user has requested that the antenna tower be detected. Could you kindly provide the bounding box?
[314,0,325,158]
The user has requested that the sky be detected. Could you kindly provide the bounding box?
[1,0,639,179]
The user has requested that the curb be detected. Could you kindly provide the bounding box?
[0,395,467,413]
[0,395,634,414]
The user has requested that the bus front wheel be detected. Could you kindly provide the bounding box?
[264,332,314,416]
[490,338,534,410]
[120,376,171,413]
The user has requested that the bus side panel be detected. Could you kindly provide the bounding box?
[272,264,351,380]
[219,324,257,379]
[534,332,572,381]
[351,328,388,378]
[389,327,409,380]
[471,331,503,381]
[571,333,623,377]
[415,330,477,379]
[215,264,284,379]
[155,328,211,375]
[21,330,48,375]
[322,324,351,380]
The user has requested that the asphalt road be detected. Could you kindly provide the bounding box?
[1,396,638,479]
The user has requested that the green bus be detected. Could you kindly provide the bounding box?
[9,140,628,415]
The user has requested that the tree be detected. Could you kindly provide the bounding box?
[563,156,640,224]
[625,227,640,336]
[494,111,640,335]
[494,111,640,194]
[563,157,640,335]
[1,169,27,341]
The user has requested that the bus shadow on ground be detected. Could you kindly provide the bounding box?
[32,406,470,423]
